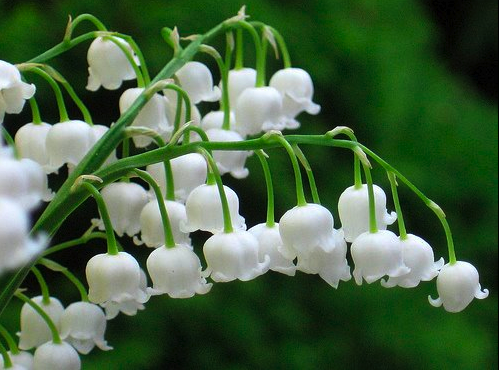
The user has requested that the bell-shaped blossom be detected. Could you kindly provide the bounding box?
[45,120,95,174]
[97,182,148,237]
[147,244,212,298]
[182,184,246,234]
[297,229,351,288]
[0,156,30,207]
[235,86,283,136]
[60,302,112,355]
[33,341,81,370]
[0,351,33,369]
[14,122,51,168]
[429,261,489,313]
[86,252,149,320]
[90,124,118,167]
[338,184,397,243]
[0,199,45,274]
[269,68,321,129]
[20,158,53,206]
[119,88,171,148]
[225,68,257,108]
[201,110,236,132]
[203,230,270,282]
[248,223,296,276]
[146,153,207,202]
[86,36,139,91]
[175,61,221,104]
[136,199,190,248]
[351,230,410,285]
[279,203,336,260]
[381,234,444,288]
[204,128,251,179]
[0,60,36,123]
[17,296,64,350]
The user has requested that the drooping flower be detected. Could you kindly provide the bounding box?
[224,68,257,109]
[0,60,36,123]
[86,36,140,91]
[175,61,221,104]
[201,110,236,132]
[86,252,149,320]
[33,341,81,370]
[147,244,212,298]
[19,158,53,206]
[14,122,51,168]
[338,184,397,243]
[381,234,444,288]
[0,351,33,369]
[203,230,270,282]
[429,261,489,313]
[351,230,410,285]
[59,302,112,355]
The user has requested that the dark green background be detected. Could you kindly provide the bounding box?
[1,0,497,369]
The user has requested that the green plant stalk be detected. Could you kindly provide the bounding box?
[238,22,265,87]
[118,34,151,85]
[58,75,93,124]
[39,259,89,302]
[235,29,244,70]
[103,35,145,88]
[362,160,378,233]
[65,14,107,40]
[251,22,291,68]
[0,325,19,355]
[149,135,176,201]
[31,266,50,305]
[255,150,275,228]
[1,126,18,159]
[293,144,320,205]
[0,341,12,368]
[29,97,42,124]
[163,84,191,134]
[41,232,108,257]
[221,36,233,130]
[387,172,408,240]
[133,169,176,248]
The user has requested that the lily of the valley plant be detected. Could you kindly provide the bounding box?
[0,9,489,369]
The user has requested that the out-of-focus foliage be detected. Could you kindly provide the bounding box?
[0,0,497,369]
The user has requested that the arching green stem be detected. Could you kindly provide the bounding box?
[163,84,191,134]
[65,14,107,41]
[255,150,275,228]
[0,325,20,355]
[235,29,244,69]
[31,266,50,305]
[251,22,291,68]
[41,232,108,257]
[293,144,320,205]
[29,97,42,124]
[117,34,151,85]
[58,75,93,124]
[387,172,408,240]
[148,135,176,201]
[39,259,89,302]
[0,342,12,368]
[103,35,145,88]
[237,21,266,87]
[362,161,378,234]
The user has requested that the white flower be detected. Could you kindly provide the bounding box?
[175,61,221,104]
[86,252,149,320]
[269,68,320,129]
[351,230,410,285]
[235,86,283,136]
[381,234,444,288]
[97,182,148,237]
[203,230,270,282]
[248,223,296,276]
[45,120,95,174]
[278,203,336,260]
[17,296,64,350]
[14,122,51,168]
[33,341,81,370]
[86,36,139,91]
[297,229,351,288]
[136,199,190,248]
[182,184,246,234]
[204,128,251,179]
[60,302,112,355]
[429,261,489,313]
[119,88,171,148]
[19,158,53,206]
[201,110,236,132]
[146,244,212,298]
[225,68,257,108]
[0,60,36,123]
[338,184,397,243]
[0,351,33,369]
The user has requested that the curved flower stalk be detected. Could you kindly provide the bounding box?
[0,350,33,369]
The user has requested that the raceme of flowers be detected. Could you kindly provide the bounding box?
[0,11,489,370]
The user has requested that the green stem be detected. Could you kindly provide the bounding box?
[59,76,93,124]
[41,232,108,257]
[31,266,50,305]
[118,34,151,85]
[362,161,378,233]
[1,126,19,159]
[235,29,244,69]
[251,22,291,68]
[163,84,191,134]
[238,22,265,87]
[163,160,176,201]
[39,259,89,302]
[293,144,320,205]
[103,35,145,88]
[0,342,12,368]
[66,14,107,41]
[80,182,119,255]
[0,325,20,355]
[387,172,408,240]
[255,150,275,228]
[133,169,176,248]
[29,97,42,124]
[354,156,362,189]
[15,292,61,344]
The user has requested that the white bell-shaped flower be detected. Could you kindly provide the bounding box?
[225,68,257,108]
[0,351,33,369]
[201,110,236,132]
[98,182,148,237]
[351,230,410,285]
[147,244,212,298]
[45,120,94,174]
[182,184,246,234]
[86,36,139,91]
[429,261,489,313]
[90,125,118,167]
[235,86,283,136]
[20,158,53,206]
[204,128,251,179]
[17,296,64,350]
[203,230,270,282]
[338,184,397,243]
[119,88,171,148]
[175,61,221,104]
[146,153,207,202]
[86,252,149,320]
[0,156,30,206]
[60,302,112,355]
[381,234,444,288]
[269,68,321,129]
[0,60,36,123]
[0,199,45,274]
[279,203,336,260]
[297,229,351,288]
[14,122,51,168]
[33,341,80,370]
[136,199,190,248]
[248,223,296,276]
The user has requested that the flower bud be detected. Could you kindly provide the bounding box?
[175,61,221,104]
[0,60,36,123]
[33,341,81,370]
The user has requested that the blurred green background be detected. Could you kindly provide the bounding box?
[1,0,497,369]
